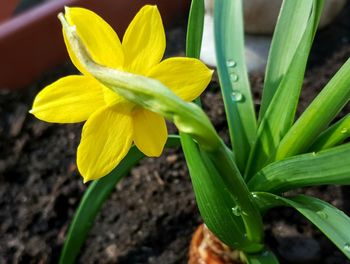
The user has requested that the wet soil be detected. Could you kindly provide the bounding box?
[1,3,350,264]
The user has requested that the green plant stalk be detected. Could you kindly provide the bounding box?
[214,0,257,172]
[186,0,263,251]
[59,10,265,252]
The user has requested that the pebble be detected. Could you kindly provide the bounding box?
[272,222,321,263]
[166,154,178,164]
[200,13,270,73]
[104,244,119,261]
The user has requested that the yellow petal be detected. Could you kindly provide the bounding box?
[77,106,133,182]
[122,5,165,74]
[133,108,167,157]
[64,7,124,73]
[30,75,105,123]
[148,57,213,102]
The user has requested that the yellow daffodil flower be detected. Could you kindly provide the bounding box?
[30,5,212,182]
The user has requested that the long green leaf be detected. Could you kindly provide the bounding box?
[59,136,180,264]
[186,0,205,59]
[181,135,248,249]
[248,143,350,193]
[245,1,324,179]
[309,113,350,152]
[214,0,256,172]
[259,1,314,118]
[186,0,204,108]
[276,56,350,160]
[254,192,350,260]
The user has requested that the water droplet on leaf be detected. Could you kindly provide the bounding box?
[230,73,239,82]
[317,211,328,219]
[341,128,348,134]
[343,243,350,253]
[226,59,237,68]
[232,205,242,216]
[231,91,243,102]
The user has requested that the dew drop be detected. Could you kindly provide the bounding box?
[230,73,239,82]
[231,91,243,102]
[226,59,237,68]
[232,205,242,216]
[341,128,348,134]
[343,243,350,253]
[317,211,328,219]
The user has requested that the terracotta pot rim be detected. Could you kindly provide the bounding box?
[0,0,189,89]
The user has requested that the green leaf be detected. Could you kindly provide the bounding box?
[186,0,204,106]
[276,56,350,160]
[254,192,350,260]
[186,0,205,59]
[242,249,279,264]
[214,0,257,172]
[245,1,324,179]
[248,143,350,193]
[59,136,180,264]
[181,134,264,252]
[309,113,350,152]
[204,146,264,250]
[259,1,314,118]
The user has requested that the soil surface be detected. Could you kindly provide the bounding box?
[1,3,350,264]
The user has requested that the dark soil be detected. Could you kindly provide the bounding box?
[1,3,350,264]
